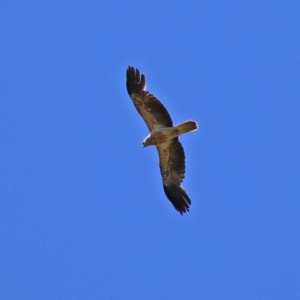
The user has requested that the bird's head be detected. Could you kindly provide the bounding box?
[142,135,153,148]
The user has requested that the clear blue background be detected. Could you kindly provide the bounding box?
[1,1,299,299]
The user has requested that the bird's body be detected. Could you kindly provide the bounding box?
[126,66,198,214]
[143,121,197,147]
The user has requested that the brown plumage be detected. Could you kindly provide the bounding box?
[126,66,198,214]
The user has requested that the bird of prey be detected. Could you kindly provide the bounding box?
[126,66,198,214]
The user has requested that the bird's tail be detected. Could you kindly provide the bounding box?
[175,121,198,135]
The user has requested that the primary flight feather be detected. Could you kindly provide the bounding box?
[126,66,198,214]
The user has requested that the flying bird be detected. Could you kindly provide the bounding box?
[126,66,198,214]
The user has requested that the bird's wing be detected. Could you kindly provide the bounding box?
[126,66,173,131]
[157,138,191,214]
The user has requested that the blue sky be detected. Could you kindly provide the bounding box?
[1,1,300,299]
